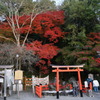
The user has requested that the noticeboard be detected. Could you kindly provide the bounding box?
[15,70,23,80]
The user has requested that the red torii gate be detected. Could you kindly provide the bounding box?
[51,64,84,99]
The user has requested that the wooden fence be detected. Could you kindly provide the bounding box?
[23,77,32,90]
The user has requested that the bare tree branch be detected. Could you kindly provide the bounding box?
[0,36,16,44]
[22,13,38,47]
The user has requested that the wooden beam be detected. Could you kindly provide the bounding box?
[0,71,5,74]
[0,65,14,69]
[52,69,83,72]
[51,64,85,68]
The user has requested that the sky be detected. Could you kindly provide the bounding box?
[33,0,64,5]
[53,0,64,5]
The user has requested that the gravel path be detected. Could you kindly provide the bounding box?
[0,91,100,100]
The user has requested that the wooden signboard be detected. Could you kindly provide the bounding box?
[15,70,23,80]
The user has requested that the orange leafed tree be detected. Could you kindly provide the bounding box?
[0,10,65,73]
[26,11,65,74]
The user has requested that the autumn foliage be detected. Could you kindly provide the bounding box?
[32,11,65,43]
[26,41,59,74]
[89,33,100,67]
[26,11,65,74]
[26,41,59,60]
[0,15,31,32]
[0,10,65,74]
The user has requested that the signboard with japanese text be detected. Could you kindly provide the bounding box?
[15,70,23,80]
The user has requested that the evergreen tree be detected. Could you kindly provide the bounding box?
[55,0,100,72]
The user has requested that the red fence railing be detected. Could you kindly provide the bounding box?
[35,85,42,98]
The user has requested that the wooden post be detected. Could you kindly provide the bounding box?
[69,84,72,90]
[15,70,23,98]
[56,68,59,99]
[77,67,83,97]
[4,69,7,100]
[89,82,92,90]
[35,85,42,98]
[40,85,42,98]
[24,77,26,91]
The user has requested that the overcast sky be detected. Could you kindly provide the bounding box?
[53,0,64,5]
[33,0,64,5]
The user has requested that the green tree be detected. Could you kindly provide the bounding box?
[0,0,34,15]
[35,0,56,11]
[62,0,100,33]
[55,0,100,71]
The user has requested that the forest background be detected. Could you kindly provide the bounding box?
[0,0,100,82]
